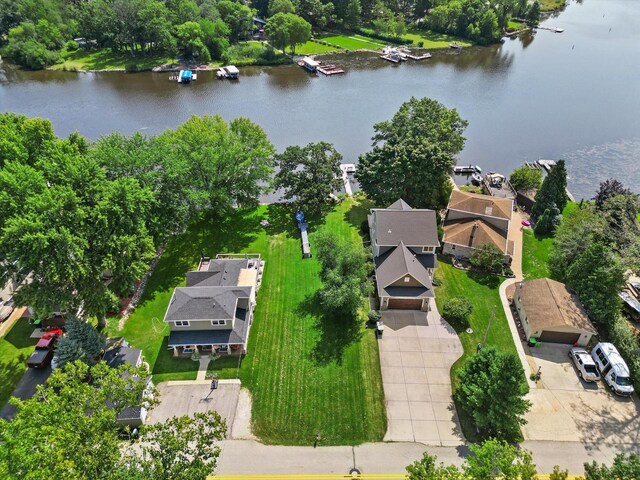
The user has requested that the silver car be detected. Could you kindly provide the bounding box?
[569,347,600,382]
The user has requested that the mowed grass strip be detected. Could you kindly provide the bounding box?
[112,200,385,444]
[296,41,341,55]
[240,200,385,445]
[321,35,386,51]
[0,318,38,409]
[522,229,553,280]
[434,257,518,440]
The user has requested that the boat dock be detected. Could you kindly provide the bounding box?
[537,26,564,33]
[339,164,356,196]
[483,172,516,199]
[170,70,197,82]
[453,165,481,174]
[317,64,345,75]
[405,53,432,60]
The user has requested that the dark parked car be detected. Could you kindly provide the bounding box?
[27,330,62,368]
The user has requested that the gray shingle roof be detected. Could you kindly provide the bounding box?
[168,308,250,346]
[165,286,252,321]
[387,198,413,211]
[186,259,249,287]
[104,344,142,369]
[375,242,434,299]
[372,209,439,247]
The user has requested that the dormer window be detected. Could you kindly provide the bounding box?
[211,320,227,326]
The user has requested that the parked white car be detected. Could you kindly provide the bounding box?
[568,347,600,382]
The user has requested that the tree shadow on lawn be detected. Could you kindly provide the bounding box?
[151,337,199,377]
[4,319,37,350]
[344,199,374,237]
[0,354,29,411]
[467,269,502,289]
[139,208,263,305]
[265,203,329,238]
[298,292,363,366]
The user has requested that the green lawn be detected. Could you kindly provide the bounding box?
[111,199,385,445]
[295,41,341,55]
[402,29,473,49]
[539,0,566,11]
[520,202,578,281]
[321,34,387,51]
[522,229,553,280]
[0,319,38,409]
[507,20,525,31]
[434,257,518,440]
[52,48,176,71]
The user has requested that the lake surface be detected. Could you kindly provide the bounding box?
[1,0,639,200]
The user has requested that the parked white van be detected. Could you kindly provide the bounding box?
[591,342,634,397]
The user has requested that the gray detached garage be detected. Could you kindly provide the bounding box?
[513,278,597,346]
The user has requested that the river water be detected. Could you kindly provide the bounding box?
[1,0,639,199]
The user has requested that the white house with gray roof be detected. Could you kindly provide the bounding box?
[368,199,439,311]
[164,254,263,356]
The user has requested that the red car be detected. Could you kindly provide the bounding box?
[27,330,62,368]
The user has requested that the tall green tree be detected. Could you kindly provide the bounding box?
[356,97,468,209]
[54,316,107,369]
[217,0,255,42]
[0,361,226,480]
[273,141,343,216]
[406,452,464,480]
[314,231,371,316]
[532,159,568,218]
[268,0,296,16]
[463,439,537,480]
[456,346,530,442]
[470,243,505,274]
[593,178,632,210]
[175,21,211,62]
[509,165,542,192]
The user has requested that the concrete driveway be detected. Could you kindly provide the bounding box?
[378,309,464,446]
[522,344,640,444]
[148,380,241,437]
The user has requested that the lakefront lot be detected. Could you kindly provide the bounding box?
[108,198,386,445]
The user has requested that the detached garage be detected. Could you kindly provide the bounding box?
[513,278,597,346]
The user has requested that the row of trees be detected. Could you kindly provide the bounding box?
[0,113,275,322]
[0,0,260,69]
[0,360,226,479]
[548,179,640,389]
[407,442,640,480]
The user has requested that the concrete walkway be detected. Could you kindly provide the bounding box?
[379,309,464,446]
[197,355,210,381]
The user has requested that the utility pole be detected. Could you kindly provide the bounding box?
[478,305,496,352]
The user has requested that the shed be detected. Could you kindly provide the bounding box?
[513,278,597,346]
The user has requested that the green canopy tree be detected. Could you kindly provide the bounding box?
[175,21,211,62]
[217,0,255,42]
[356,97,468,210]
[314,231,372,317]
[273,141,343,216]
[406,452,464,480]
[584,453,640,480]
[470,243,505,274]
[0,361,226,480]
[509,166,542,192]
[268,0,296,16]
[463,439,537,480]
[456,346,530,442]
[266,12,311,53]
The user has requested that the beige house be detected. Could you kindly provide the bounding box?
[442,190,514,262]
[513,278,597,346]
[164,254,263,356]
[368,199,439,311]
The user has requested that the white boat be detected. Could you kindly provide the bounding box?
[299,56,319,73]
[224,65,239,79]
[471,173,482,185]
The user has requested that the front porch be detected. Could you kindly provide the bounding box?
[171,343,245,357]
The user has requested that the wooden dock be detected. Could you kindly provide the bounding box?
[317,64,345,75]
[537,26,564,33]
[405,53,432,60]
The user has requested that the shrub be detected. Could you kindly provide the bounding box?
[65,40,79,51]
[470,243,504,274]
[442,296,473,327]
[222,43,289,66]
[368,310,381,324]
[417,41,424,47]
[125,62,140,72]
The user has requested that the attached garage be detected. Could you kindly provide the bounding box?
[513,278,597,347]
[387,298,424,310]
[538,331,581,344]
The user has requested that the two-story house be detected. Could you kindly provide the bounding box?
[164,254,263,356]
[442,190,514,263]
[368,199,440,311]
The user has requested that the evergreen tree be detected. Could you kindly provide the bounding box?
[54,316,107,369]
[532,159,568,218]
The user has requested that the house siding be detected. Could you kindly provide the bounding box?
[442,241,511,263]
[388,275,424,288]
[168,319,235,332]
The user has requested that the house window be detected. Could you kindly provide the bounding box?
[175,321,190,327]
[404,276,410,283]
[422,246,434,253]
[211,320,227,326]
